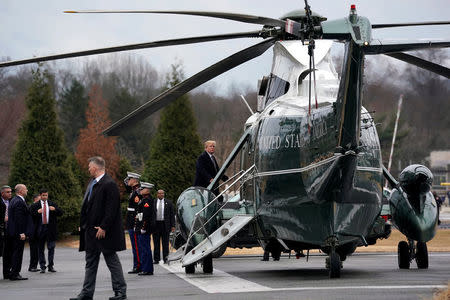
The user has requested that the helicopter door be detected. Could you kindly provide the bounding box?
[240,125,257,210]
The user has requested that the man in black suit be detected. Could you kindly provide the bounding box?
[70,156,126,300]
[7,184,33,281]
[1,185,13,279]
[153,189,175,264]
[194,140,229,196]
[30,189,63,273]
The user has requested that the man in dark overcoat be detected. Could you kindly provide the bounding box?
[7,184,33,280]
[70,156,126,300]
[194,140,229,199]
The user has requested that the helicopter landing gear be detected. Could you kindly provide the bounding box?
[397,239,429,270]
[415,241,428,269]
[398,241,410,269]
[202,254,213,273]
[326,250,341,278]
[185,263,196,274]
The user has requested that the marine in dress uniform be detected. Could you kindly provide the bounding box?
[124,171,142,274]
[134,182,155,276]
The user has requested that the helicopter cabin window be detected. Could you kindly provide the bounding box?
[297,70,339,100]
[264,74,290,107]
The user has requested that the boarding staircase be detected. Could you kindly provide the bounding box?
[168,165,256,267]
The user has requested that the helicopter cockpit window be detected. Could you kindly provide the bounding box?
[265,74,290,107]
[298,72,339,100]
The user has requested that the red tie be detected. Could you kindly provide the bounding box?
[43,201,48,224]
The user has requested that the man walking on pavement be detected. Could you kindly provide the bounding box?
[70,157,127,300]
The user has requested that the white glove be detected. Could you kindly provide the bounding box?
[140,229,146,234]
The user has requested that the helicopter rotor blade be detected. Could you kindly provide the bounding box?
[385,52,450,79]
[65,10,286,28]
[372,21,450,29]
[103,37,277,136]
[364,40,450,55]
[0,31,264,68]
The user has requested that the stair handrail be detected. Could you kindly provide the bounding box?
[183,164,255,256]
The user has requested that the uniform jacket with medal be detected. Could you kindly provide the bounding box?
[125,186,140,230]
[79,174,126,252]
[134,196,156,234]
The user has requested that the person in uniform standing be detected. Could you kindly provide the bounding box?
[30,189,63,273]
[1,185,13,279]
[153,190,175,264]
[124,171,142,274]
[134,182,155,275]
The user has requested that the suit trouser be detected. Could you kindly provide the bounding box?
[80,249,127,298]
[28,236,39,269]
[137,234,153,273]
[38,226,55,269]
[153,221,169,262]
[10,238,25,277]
[3,234,13,278]
[127,229,141,270]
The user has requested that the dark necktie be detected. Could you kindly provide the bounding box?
[88,179,97,201]
[211,155,218,172]
[42,201,48,224]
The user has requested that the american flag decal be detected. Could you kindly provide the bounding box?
[285,19,295,34]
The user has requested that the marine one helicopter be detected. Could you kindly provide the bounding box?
[1,1,449,278]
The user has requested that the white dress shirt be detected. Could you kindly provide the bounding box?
[156,198,165,221]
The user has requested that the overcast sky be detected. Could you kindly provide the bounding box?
[1,0,449,95]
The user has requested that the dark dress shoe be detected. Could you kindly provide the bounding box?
[138,271,153,276]
[28,268,39,272]
[109,291,127,300]
[40,269,46,273]
[10,275,28,281]
[153,261,159,264]
[69,295,93,300]
[4,274,10,280]
[127,268,140,274]
[48,267,56,272]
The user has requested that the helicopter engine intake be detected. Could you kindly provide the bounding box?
[388,164,437,242]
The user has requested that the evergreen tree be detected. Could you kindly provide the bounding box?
[58,79,88,151]
[142,64,202,202]
[9,69,82,234]
[109,88,154,166]
[75,84,121,183]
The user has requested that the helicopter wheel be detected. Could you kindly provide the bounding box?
[202,254,213,274]
[415,241,428,269]
[398,241,410,269]
[185,263,195,274]
[328,251,341,278]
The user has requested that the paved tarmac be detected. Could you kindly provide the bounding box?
[1,248,449,300]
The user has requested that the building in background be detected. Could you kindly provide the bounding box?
[428,151,450,205]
